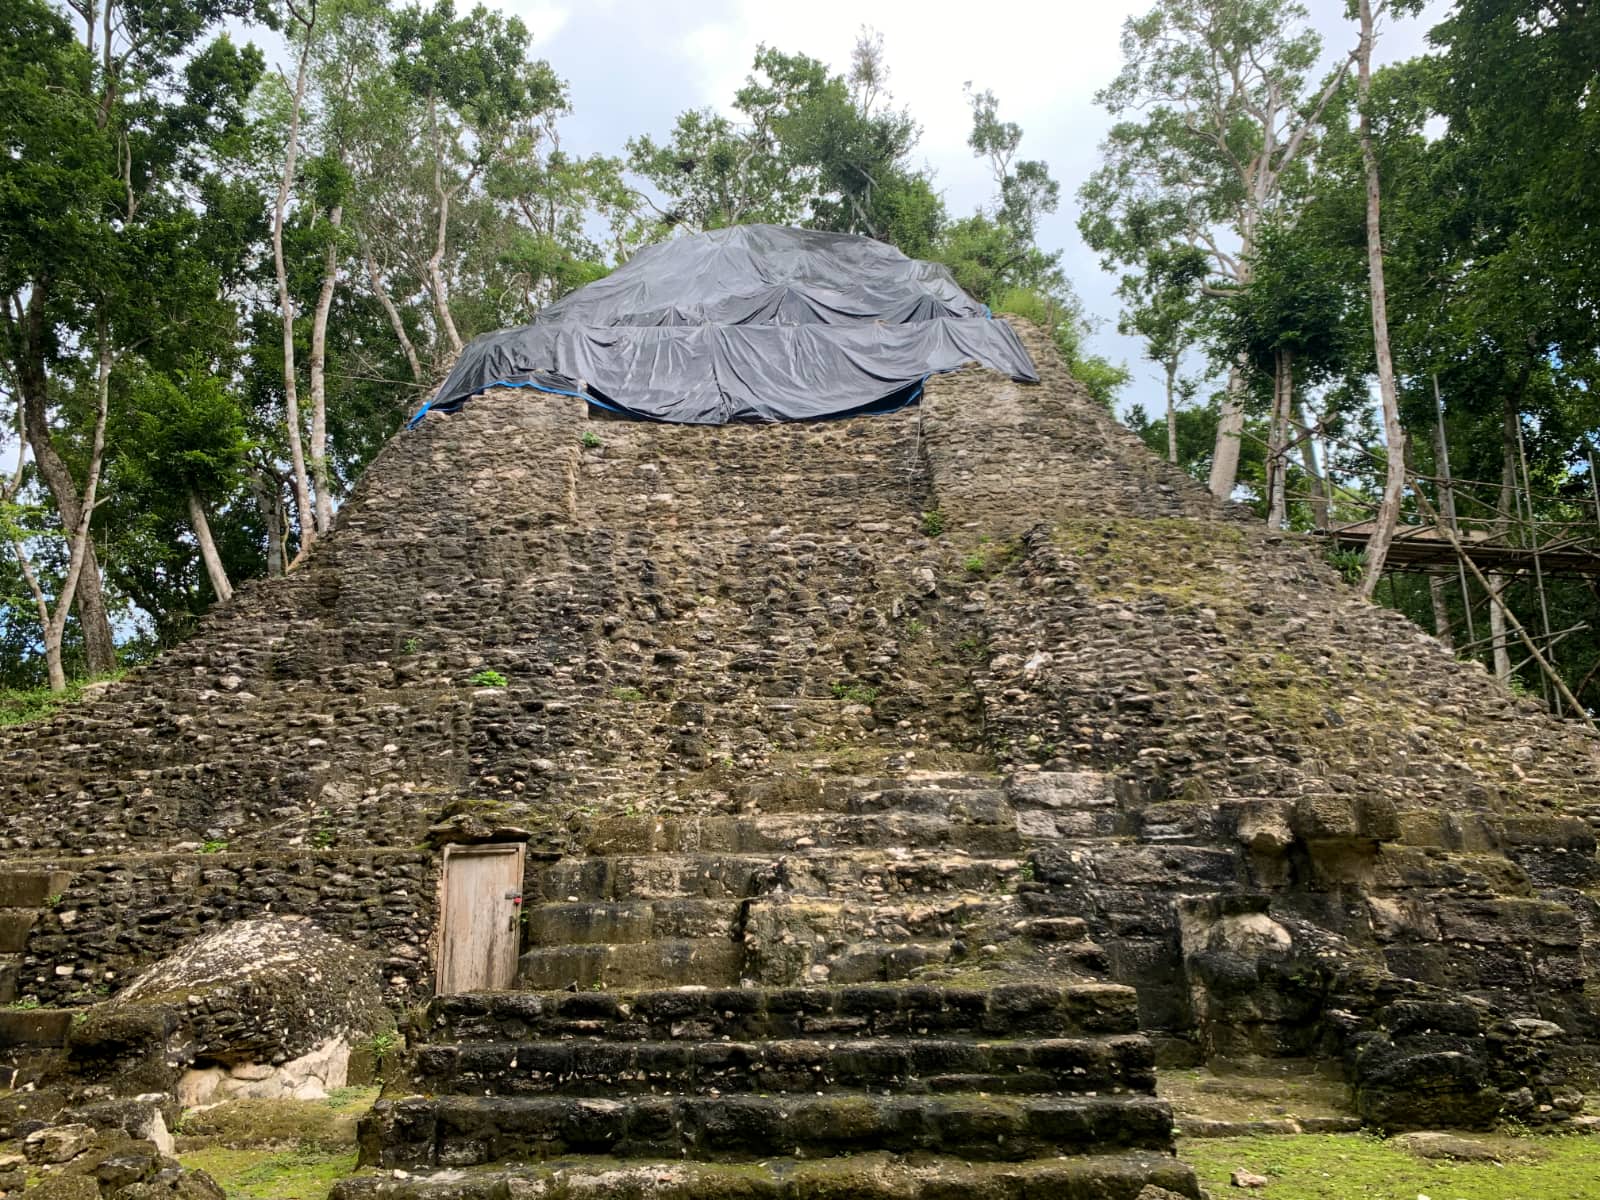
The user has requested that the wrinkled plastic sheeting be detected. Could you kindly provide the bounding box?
[416,225,1039,426]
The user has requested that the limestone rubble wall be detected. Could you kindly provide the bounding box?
[0,318,1595,1112]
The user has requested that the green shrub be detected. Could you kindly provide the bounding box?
[469,669,508,687]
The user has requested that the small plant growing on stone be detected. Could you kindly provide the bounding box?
[6,996,41,1010]
[44,893,62,907]
[200,840,228,854]
[920,509,946,537]
[610,686,645,702]
[401,637,421,654]
[580,430,602,449]
[956,636,984,659]
[904,618,925,638]
[830,681,879,704]
[1323,544,1366,586]
[311,828,335,849]
[469,669,508,687]
[963,553,986,574]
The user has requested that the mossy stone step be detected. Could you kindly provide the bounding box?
[533,849,1025,903]
[409,1033,1155,1097]
[583,812,1021,856]
[358,1091,1175,1168]
[522,899,742,946]
[0,1007,73,1048]
[426,981,1140,1045]
[330,1150,1199,1200]
[0,869,72,908]
[517,938,744,990]
[713,774,1011,817]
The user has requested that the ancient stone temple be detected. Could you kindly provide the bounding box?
[3,295,1599,1194]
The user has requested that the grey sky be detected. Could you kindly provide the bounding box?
[466,0,1450,416]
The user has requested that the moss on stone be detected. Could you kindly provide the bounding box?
[175,1087,379,1151]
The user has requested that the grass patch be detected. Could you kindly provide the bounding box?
[1183,1132,1599,1200]
[175,1088,379,1151]
[0,671,125,727]
[179,1146,358,1200]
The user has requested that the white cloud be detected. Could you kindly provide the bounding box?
[649,0,1451,409]
[499,0,573,45]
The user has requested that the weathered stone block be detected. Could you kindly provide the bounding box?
[0,909,37,953]
[0,871,72,908]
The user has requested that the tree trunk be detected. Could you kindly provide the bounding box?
[1293,396,1329,531]
[1429,576,1453,647]
[1487,393,1520,681]
[308,202,343,535]
[272,18,318,551]
[1208,360,1247,499]
[16,286,118,676]
[38,326,113,692]
[1356,0,1407,602]
[1267,348,1292,530]
[1164,354,1178,464]
[186,489,234,604]
[251,470,286,579]
[426,95,464,355]
[364,249,424,383]
[8,533,63,690]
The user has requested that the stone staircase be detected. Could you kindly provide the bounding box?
[340,759,1198,1198]
[341,978,1190,1198]
[0,869,74,1088]
[0,868,71,1004]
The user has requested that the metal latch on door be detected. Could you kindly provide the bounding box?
[506,890,522,931]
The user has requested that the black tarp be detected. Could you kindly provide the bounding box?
[412,224,1039,426]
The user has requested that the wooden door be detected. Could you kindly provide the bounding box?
[436,843,525,994]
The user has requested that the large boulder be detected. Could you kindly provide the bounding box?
[67,916,389,1103]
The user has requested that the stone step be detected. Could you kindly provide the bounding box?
[425,982,1140,1045]
[330,1151,1200,1200]
[0,956,17,1004]
[0,909,37,954]
[534,849,1025,902]
[523,899,742,946]
[583,812,1022,856]
[712,772,1010,816]
[740,895,1035,984]
[358,1091,1175,1167]
[517,938,743,990]
[410,1033,1155,1098]
[0,869,72,908]
[0,1007,72,1049]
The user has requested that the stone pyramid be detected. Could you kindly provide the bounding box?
[3,321,1597,1198]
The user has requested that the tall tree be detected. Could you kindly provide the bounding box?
[121,364,252,605]
[0,0,263,677]
[1080,0,1353,499]
[269,0,321,546]
[1115,246,1207,463]
[1352,0,1410,598]
[389,0,565,355]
